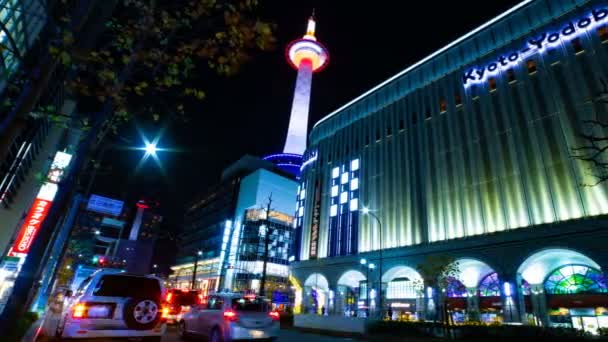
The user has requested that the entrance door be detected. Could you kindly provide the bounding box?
[571,316,600,335]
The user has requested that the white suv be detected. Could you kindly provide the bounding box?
[179,292,280,341]
[53,269,167,340]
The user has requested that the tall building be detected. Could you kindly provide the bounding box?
[291,0,608,333]
[264,14,329,178]
[172,155,297,302]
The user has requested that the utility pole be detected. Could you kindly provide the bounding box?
[259,194,273,297]
[191,250,202,289]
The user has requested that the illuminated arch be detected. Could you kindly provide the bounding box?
[517,248,601,285]
[454,258,495,288]
[337,270,366,289]
[303,273,329,292]
[382,265,422,283]
[544,265,607,295]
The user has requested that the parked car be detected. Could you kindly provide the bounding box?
[178,292,280,341]
[164,288,202,324]
[53,269,167,340]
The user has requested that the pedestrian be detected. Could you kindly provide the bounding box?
[387,306,393,321]
[321,306,326,315]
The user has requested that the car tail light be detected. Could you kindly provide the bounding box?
[72,302,114,319]
[269,311,280,321]
[161,306,170,319]
[73,303,87,318]
[223,309,238,322]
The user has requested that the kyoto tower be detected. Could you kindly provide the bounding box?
[264,12,329,178]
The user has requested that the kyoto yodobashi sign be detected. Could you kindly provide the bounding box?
[11,199,51,254]
[308,180,321,259]
[463,7,608,87]
[8,151,71,257]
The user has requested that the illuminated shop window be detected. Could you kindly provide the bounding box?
[544,265,608,295]
[478,273,501,297]
[332,167,340,179]
[526,60,537,74]
[349,198,358,212]
[350,178,359,191]
[387,278,420,299]
[340,192,348,204]
[598,26,608,42]
[330,204,338,217]
[341,172,349,184]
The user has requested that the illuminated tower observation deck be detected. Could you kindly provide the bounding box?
[264,14,329,179]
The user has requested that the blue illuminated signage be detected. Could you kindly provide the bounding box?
[463,7,608,86]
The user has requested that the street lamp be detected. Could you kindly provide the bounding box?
[145,143,158,156]
[191,250,203,290]
[362,207,384,318]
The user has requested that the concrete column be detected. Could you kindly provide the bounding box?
[501,276,521,323]
[425,286,437,321]
[466,287,480,321]
[530,283,549,326]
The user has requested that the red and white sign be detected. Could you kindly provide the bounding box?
[10,199,52,255]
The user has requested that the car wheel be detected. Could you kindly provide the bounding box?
[178,321,189,340]
[124,297,162,330]
[209,327,223,342]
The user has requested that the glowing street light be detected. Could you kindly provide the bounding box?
[145,143,158,156]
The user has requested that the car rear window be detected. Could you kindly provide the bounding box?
[171,291,199,306]
[231,297,268,312]
[93,275,161,299]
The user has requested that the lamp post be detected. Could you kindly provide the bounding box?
[362,207,383,318]
[191,250,202,290]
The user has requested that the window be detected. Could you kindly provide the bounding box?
[231,297,268,312]
[351,158,359,171]
[331,185,338,197]
[330,204,338,217]
[454,93,462,106]
[571,38,584,54]
[350,178,359,190]
[399,118,405,130]
[425,108,431,120]
[439,99,447,113]
[488,77,497,91]
[506,69,516,83]
[332,167,340,179]
[526,60,537,74]
[340,192,348,204]
[94,275,161,299]
[208,296,225,310]
[349,198,358,211]
[598,26,608,42]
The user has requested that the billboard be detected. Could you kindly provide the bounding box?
[309,180,321,259]
[87,195,124,216]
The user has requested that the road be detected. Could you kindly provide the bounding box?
[163,327,359,342]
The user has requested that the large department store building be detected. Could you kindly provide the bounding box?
[290,0,608,331]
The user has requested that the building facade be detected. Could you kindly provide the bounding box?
[172,155,298,301]
[292,0,608,333]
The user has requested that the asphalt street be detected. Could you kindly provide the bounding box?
[162,328,358,342]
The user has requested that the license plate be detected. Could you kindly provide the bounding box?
[87,305,111,318]
[249,330,265,338]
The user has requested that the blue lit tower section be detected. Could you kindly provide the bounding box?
[327,158,360,256]
[265,15,329,179]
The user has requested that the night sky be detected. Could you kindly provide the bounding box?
[91,0,522,234]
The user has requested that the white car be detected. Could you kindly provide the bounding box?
[53,269,167,340]
[178,293,280,341]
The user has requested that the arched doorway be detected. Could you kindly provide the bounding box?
[448,258,496,323]
[303,273,330,315]
[518,248,608,333]
[382,266,422,321]
[336,270,366,317]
